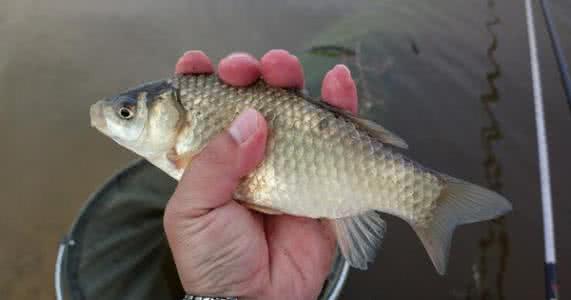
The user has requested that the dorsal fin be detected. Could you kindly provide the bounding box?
[301,93,408,149]
[345,115,408,149]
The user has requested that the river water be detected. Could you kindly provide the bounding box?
[1,0,570,299]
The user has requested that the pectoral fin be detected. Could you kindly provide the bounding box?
[167,149,195,170]
[242,202,283,215]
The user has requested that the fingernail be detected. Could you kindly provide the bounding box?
[226,52,253,60]
[267,49,290,56]
[183,50,204,56]
[333,64,351,75]
[229,109,259,144]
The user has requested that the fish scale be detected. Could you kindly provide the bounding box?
[175,74,443,223]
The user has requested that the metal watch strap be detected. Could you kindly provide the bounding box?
[182,295,237,300]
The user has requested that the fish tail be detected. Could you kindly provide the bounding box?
[411,176,512,275]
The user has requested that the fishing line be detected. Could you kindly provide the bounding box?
[524,0,559,299]
[539,0,571,114]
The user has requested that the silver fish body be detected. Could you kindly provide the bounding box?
[90,73,512,273]
[174,75,441,221]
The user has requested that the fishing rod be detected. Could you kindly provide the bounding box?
[539,0,571,113]
[524,0,560,300]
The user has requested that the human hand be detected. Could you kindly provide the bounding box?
[163,49,358,300]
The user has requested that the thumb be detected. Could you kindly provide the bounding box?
[165,108,268,219]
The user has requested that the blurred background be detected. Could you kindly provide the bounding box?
[1,0,570,299]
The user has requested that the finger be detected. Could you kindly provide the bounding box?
[175,50,215,75]
[260,49,304,88]
[167,109,268,218]
[321,64,358,114]
[217,52,262,87]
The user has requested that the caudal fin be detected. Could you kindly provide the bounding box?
[412,176,512,275]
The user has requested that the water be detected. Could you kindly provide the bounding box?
[1,0,570,299]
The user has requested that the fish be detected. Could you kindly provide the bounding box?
[89,73,512,274]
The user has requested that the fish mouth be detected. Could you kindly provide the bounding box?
[90,101,108,131]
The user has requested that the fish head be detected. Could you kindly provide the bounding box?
[90,79,184,159]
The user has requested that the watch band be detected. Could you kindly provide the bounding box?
[182,295,237,300]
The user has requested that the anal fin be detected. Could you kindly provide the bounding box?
[328,211,386,270]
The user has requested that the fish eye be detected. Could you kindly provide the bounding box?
[118,107,133,119]
[117,104,136,120]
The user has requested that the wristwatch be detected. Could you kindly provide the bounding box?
[182,295,238,300]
